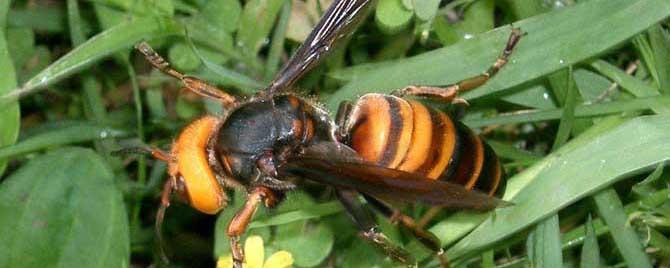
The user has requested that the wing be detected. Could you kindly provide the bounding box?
[278,143,511,211]
[264,0,375,95]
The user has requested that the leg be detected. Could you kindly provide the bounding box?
[135,42,238,108]
[112,146,171,162]
[155,178,176,264]
[363,195,450,268]
[394,28,523,104]
[227,187,279,268]
[335,100,353,141]
[336,189,416,265]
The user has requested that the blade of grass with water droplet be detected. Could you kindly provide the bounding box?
[0,124,130,160]
[0,16,181,104]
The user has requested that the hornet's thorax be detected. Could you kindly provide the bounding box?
[215,95,337,187]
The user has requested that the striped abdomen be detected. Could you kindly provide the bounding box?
[343,93,505,197]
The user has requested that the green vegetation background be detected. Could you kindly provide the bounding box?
[0,0,669,267]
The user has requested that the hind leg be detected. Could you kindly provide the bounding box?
[336,189,416,265]
[393,28,524,105]
[363,195,451,268]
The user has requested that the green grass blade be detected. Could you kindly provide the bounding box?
[580,215,601,268]
[589,60,660,97]
[446,115,670,260]
[481,250,495,268]
[0,124,130,160]
[593,189,653,268]
[527,215,563,268]
[68,0,112,156]
[326,0,670,111]
[551,66,578,149]
[0,3,20,176]
[647,24,670,93]
[0,16,182,104]
[264,0,291,81]
[464,95,670,128]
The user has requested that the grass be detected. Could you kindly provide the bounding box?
[0,0,669,267]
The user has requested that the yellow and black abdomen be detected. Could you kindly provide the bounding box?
[344,93,505,197]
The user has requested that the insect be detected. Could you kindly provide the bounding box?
[130,0,522,267]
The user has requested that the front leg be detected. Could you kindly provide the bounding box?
[135,41,238,109]
[227,187,279,268]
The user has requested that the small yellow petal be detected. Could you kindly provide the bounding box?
[244,236,265,268]
[263,251,294,268]
[217,255,234,268]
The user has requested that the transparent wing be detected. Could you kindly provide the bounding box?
[265,0,374,95]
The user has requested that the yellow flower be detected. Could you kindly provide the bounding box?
[217,236,293,268]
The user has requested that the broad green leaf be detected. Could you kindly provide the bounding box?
[275,220,334,267]
[201,0,241,33]
[341,238,393,268]
[183,17,239,65]
[6,27,35,73]
[446,115,670,260]
[593,189,653,268]
[7,7,66,33]
[326,0,670,110]
[1,16,181,104]
[186,40,264,92]
[0,148,129,267]
[169,42,201,71]
[237,0,286,56]
[0,124,130,160]
[0,7,20,176]
[375,0,413,34]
